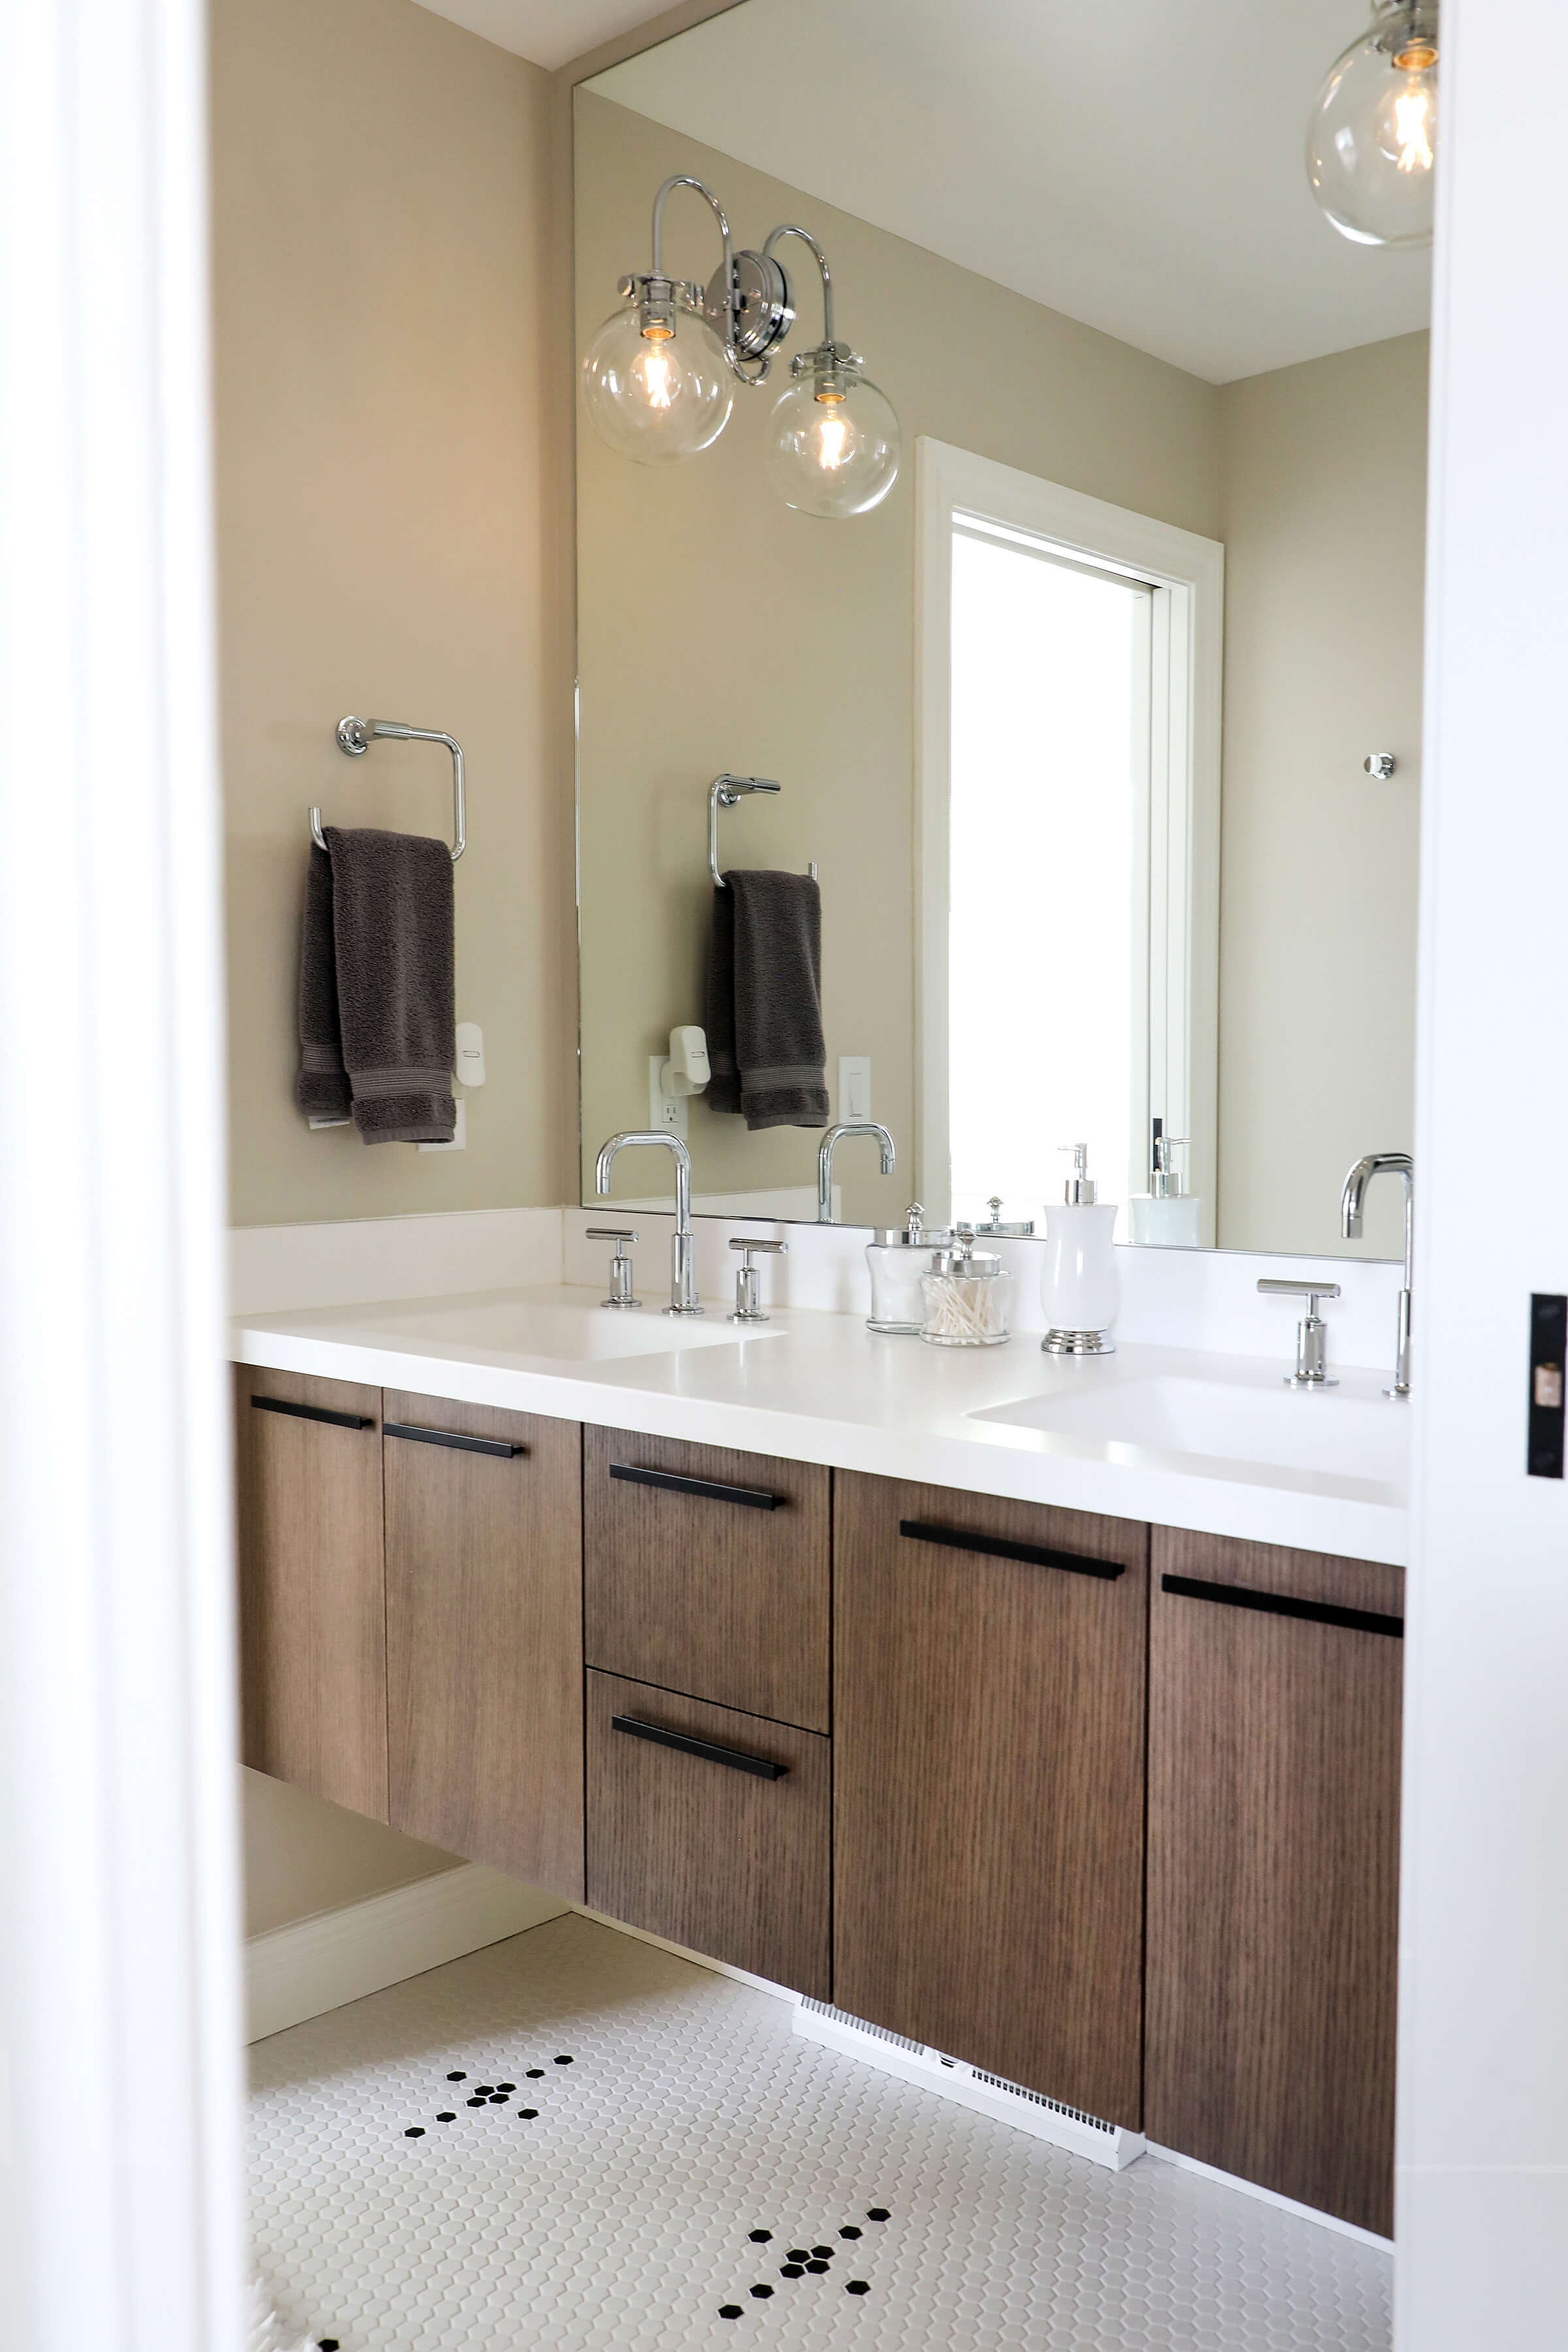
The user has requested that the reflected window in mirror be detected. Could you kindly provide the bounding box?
[917,442,1223,1243]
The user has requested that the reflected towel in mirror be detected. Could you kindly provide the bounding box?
[705,869,829,1130]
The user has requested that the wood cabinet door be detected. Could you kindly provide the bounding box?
[234,1364,387,1820]
[384,1392,583,1899]
[833,1471,1149,2126]
[1146,1527,1404,2236]
[585,1669,830,1997]
[583,1424,830,1730]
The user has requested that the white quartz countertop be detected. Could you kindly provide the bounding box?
[233,1283,1408,1566]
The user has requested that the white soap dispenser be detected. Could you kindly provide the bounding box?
[1041,1143,1119,1355]
[1129,1119,1203,1249]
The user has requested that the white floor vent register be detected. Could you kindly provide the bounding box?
[793,1999,1147,2170]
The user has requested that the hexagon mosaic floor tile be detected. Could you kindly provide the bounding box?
[249,1913,1392,2351]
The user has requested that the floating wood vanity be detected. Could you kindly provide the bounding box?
[234,1363,1402,2237]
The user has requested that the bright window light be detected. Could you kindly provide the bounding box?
[948,526,1149,1233]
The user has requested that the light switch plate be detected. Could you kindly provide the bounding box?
[838,1055,872,1122]
[418,1098,466,1152]
[648,1055,688,1137]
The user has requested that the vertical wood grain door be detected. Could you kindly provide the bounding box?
[234,1364,387,1819]
[1145,1527,1404,2236]
[833,1471,1149,2127]
[384,1393,583,1899]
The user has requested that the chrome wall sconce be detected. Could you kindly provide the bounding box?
[1306,1,1438,248]
[581,174,900,520]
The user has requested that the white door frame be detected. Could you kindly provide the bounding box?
[915,436,1223,1233]
[0,1,246,2347]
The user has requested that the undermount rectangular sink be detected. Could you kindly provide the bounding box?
[971,1373,1409,1492]
[302,1288,776,1364]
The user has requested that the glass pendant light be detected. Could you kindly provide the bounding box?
[581,286,732,465]
[761,226,900,519]
[581,180,898,517]
[1305,0,1439,248]
[581,174,791,466]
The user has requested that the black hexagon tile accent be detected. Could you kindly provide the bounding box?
[248,1911,1392,2350]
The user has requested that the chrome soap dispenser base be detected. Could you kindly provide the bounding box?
[1041,1329,1117,1356]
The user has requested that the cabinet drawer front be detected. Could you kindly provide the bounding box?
[834,1472,1148,2129]
[384,1392,583,1899]
[585,1670,830,1999]
[583,1426,830,1731]
[235,1364,387,1821]
[1146,1527,1403,2236]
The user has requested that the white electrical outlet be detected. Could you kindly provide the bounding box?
[838,1055,872,1121]
[418,1098,466,1152]
[648,1055,688,1138]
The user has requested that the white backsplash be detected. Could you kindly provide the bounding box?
[231,1203,1403,1375]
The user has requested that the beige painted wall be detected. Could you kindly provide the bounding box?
[575,92,1222,1228]
[213,0,575,1230]
[1215,333,1428,1260]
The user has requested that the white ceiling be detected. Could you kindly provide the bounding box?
[587,0,1432,385]
[410,0,679,73]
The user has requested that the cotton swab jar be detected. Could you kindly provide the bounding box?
[919,1237,1013,1347]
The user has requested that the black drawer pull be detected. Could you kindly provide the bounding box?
[251,1394,372,1432]
[384,1421,525,1459]
[1161,1572,1403,1639]
[610,1714,788,1780]
[899,1519,1124,1580]
[610,1462,780,1511]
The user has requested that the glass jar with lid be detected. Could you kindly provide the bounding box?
[920,1234,1014,1347]
[864,1201,950,1334]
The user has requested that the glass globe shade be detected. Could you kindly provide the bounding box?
[580,299,733,464]
[1305,10,1438,248]
[766,369,900,519]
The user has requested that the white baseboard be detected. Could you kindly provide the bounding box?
[246,1862,570,2042]
[1144,2142,1394,2251]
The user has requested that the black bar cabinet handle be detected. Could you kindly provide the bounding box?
[899,1519,1124,1581]
[384,1421,525,1460]
[610,1462,780,1511]
[251,1394,372,1432]
[1161,1572,1403,1639]
[610,1714,789,1780]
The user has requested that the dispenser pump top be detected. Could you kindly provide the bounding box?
[1060,1143,1097,1204]
[1149,1117,1187,1200]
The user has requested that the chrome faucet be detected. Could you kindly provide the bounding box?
[1341,1152,1413,1397]
[595,1131,702,1315]
[817,1121,896,1222]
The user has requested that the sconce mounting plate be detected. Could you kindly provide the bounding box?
[706,250,794,361]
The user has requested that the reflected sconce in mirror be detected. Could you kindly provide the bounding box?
[580,174,900,518]
[1305,0,1438,248]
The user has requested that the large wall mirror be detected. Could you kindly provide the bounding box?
[575,0,1429,1259]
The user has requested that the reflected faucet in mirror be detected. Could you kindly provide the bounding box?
[1342,1152,1414,1396]
[818,1122,896,1222]
[595,1130,702,1315]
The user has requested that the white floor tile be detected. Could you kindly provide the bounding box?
[250,1913,1392,2351]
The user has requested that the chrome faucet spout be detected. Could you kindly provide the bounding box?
[1340,1152,1414,1396]
[817,1122,896,1222]
[595,1130,700,1314]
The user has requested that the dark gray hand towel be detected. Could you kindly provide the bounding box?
[724,868,829,1131]
[295,843,352,1124]
[704,882,742,1115]
[295,826,455,1145]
